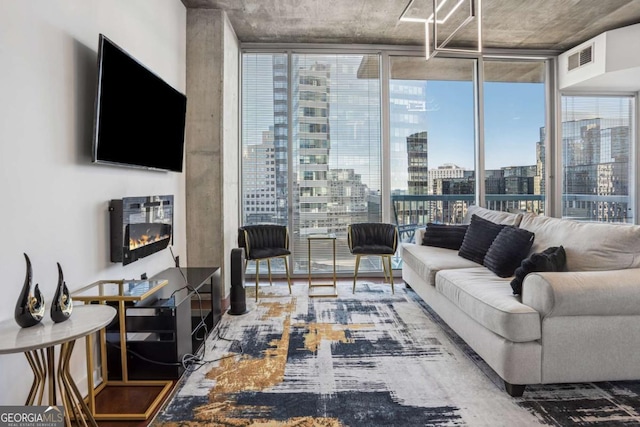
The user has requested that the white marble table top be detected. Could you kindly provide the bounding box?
[0,304,116,354]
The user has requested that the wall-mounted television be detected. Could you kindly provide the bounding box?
[92,34,187,172]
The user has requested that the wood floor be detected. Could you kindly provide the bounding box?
[92,384,177,427]
[93,276,396,426]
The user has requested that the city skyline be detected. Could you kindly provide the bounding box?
[241,53,634,275]
[244,56,632,186]
[243,54,634,231]
[244,55,548,191]
[389,80,545,180]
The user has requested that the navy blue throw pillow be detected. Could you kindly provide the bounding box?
[510,246,567,295]
[458,214,505,265]
[483,226,535,278]
[422,223,469,250]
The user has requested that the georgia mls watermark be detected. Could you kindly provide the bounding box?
[0,406,64,427]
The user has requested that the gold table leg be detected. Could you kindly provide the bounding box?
[58,340,98,427]
[23,342,99,427]
[25,350,46,405]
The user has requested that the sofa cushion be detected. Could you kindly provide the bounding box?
[483,226,535,278]
[436,267,541,342]
[510,246,566,295]
[519,214,640,271]
[401,243,479,287]
[422,223,469,250]
[462,205,523,226]
[458,215,505,265]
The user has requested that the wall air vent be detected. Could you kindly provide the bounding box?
[559,23,640,91]
[568,45,593,71]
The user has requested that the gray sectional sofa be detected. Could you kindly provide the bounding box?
[401,205,640,396]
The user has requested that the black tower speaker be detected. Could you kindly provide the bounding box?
[228,247,249,315]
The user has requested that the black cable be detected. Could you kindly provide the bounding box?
[215,328,239,344]
[167,246,210,359]
[107,322,244,374]
[107,341,182,367]
[108,273,210,371]
[110,248,239,372]
[181,328,244,373]
[169,245,190,287]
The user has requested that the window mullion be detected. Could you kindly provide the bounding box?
[475,57,485,208]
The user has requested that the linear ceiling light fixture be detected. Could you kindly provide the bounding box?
[399,0,482,60]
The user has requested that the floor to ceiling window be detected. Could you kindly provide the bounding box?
[242,52,381,275]
[561,95,635,223]
[242,53,288,226]
[389,56,476,247]
[241,50,572,275]
[483,60,546,215]
[388,56,547,247]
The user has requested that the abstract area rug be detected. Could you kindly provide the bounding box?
[153,282,640,426]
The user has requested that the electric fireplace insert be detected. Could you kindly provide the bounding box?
[109,195,173,265]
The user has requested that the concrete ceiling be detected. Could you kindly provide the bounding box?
[181,0,640,52]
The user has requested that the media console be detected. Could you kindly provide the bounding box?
[71,267,221,420]
[72,267,222,384]
[103,267,221,380]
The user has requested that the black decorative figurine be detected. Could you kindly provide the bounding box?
[51,262,73,323]
[15,253,46,328]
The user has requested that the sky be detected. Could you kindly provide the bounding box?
[418,81,545,171]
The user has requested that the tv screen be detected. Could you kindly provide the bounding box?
[92,34,187,172]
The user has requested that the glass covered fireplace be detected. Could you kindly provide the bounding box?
[109,195,173,265]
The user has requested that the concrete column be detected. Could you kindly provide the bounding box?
[186,9,240,303]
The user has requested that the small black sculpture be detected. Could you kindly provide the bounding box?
[51,262,73,323]
[15,253,45,328]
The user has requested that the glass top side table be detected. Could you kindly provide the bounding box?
[71,279,172,421]
[72,278,168,302]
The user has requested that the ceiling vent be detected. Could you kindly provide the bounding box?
[559,23,640,91]
[568,45,593,71]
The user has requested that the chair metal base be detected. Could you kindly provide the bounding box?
[245,255,292,301]
[352,254,394,294]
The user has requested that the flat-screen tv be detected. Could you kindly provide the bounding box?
[92,34,187,172]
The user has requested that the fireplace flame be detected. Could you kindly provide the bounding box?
[129,232,170,250]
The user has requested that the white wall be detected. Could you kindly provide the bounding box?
[0,0,186,404]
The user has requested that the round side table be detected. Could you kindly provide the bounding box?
[0,304,116,427]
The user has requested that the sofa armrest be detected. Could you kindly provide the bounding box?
[522,268,640,317]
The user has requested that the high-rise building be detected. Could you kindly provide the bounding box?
[242,134,277,223]
[389,79,429,195]
[294,61,331,236]
[406,131,428,195]
[328,169,369,234]
[429,163,465,194]
[272,55,289,225]
[561,118,630,221]
[427,164,467,223]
